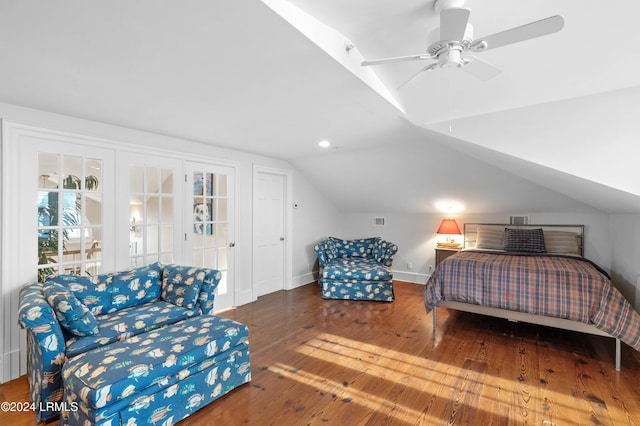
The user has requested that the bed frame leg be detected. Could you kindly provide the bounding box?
[432,307,437,334]
[615,338,621,371]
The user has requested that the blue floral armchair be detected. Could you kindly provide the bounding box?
[314,237,398,302]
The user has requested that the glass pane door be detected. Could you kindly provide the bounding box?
[37,153,104,281]
[186,162,235,311]
[129,165,175,267]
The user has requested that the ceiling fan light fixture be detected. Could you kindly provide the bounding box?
[438,47,463,68]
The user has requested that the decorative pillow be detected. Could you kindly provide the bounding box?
[49,273,114,315]
[161,265,207,309]
[544,230,580,255]
[195,269,222,314]
[110,262,162,311]
[503,228,546,253]
[43,281,99,336]
[329,237,379,258]
[475,226,505,250]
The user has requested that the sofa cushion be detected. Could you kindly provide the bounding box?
[322,280,395,301]
[329,237,379,258]
[323,257,393,281]
[62,315,249,411]
[109,263,162,311]
[64,300,197,358]
[48,273,115,316]
[43,281,99,337]
[161,265,207,309]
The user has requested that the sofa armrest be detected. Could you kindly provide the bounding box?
[314,242,329,267]
[381,242,398,267]
[374,240,398,267]
[18,282,66,422]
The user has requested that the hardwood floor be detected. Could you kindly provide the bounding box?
[3,281,640,425]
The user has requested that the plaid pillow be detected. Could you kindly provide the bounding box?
[503,228,546,253]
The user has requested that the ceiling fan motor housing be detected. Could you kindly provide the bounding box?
[426,22,473,68]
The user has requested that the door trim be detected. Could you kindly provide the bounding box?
[252,165,293,301]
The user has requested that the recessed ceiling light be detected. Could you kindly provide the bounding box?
[435,200,464,213]
[318,140,331,148]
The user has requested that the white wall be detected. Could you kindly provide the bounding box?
[340,211,613,284]
[610,214,640,309]
[291,172,341,286]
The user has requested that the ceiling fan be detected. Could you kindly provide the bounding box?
[361,0,565,88]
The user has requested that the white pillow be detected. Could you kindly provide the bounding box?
[475,226,505,250]
[544,230,580,255]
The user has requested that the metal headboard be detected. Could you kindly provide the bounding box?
[463,223,585,257]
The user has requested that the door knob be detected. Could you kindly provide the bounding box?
[280,237,284,241]
[228,242,236,247]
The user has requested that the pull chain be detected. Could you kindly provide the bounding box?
[448,69,453,133]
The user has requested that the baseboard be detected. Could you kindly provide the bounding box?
[2,349,21,383]
[392,270,429,284]
[235,288,255,307]
[290,272,316,289]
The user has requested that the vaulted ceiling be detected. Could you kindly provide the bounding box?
[1,1,639,213]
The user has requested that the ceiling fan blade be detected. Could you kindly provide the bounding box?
[461,55,502,80]
[472,15,564,51]
[361,54,434,66]
[440,8,471,41]
[397,63,438,89]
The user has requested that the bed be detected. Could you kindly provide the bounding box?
[424,223,640,371]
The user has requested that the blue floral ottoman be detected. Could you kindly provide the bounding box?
[60,315,251,425]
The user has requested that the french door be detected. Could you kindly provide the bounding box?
[121,154,182,269]
[184,162,236,311]
[2,123,115,381]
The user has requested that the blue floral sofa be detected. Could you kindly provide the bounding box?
[17,262,250,425]
[314,237,398,301]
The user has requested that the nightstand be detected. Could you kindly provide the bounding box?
[435,247,461,267]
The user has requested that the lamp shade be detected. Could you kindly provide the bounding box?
[436,219,461,235]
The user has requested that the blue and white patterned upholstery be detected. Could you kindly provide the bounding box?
[60,315,250,426]
[315,237,398,302]
[42,281,99,337]
[17,263,224,422]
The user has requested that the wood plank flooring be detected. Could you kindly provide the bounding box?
[2,281,640,425]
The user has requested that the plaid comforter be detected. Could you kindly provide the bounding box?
[424,251,640,351]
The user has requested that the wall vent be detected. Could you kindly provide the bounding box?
[373,217,385,226]
[510,215,529,225]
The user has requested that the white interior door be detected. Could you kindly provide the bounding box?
[185,162,235,311]
[254,171,286,297]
